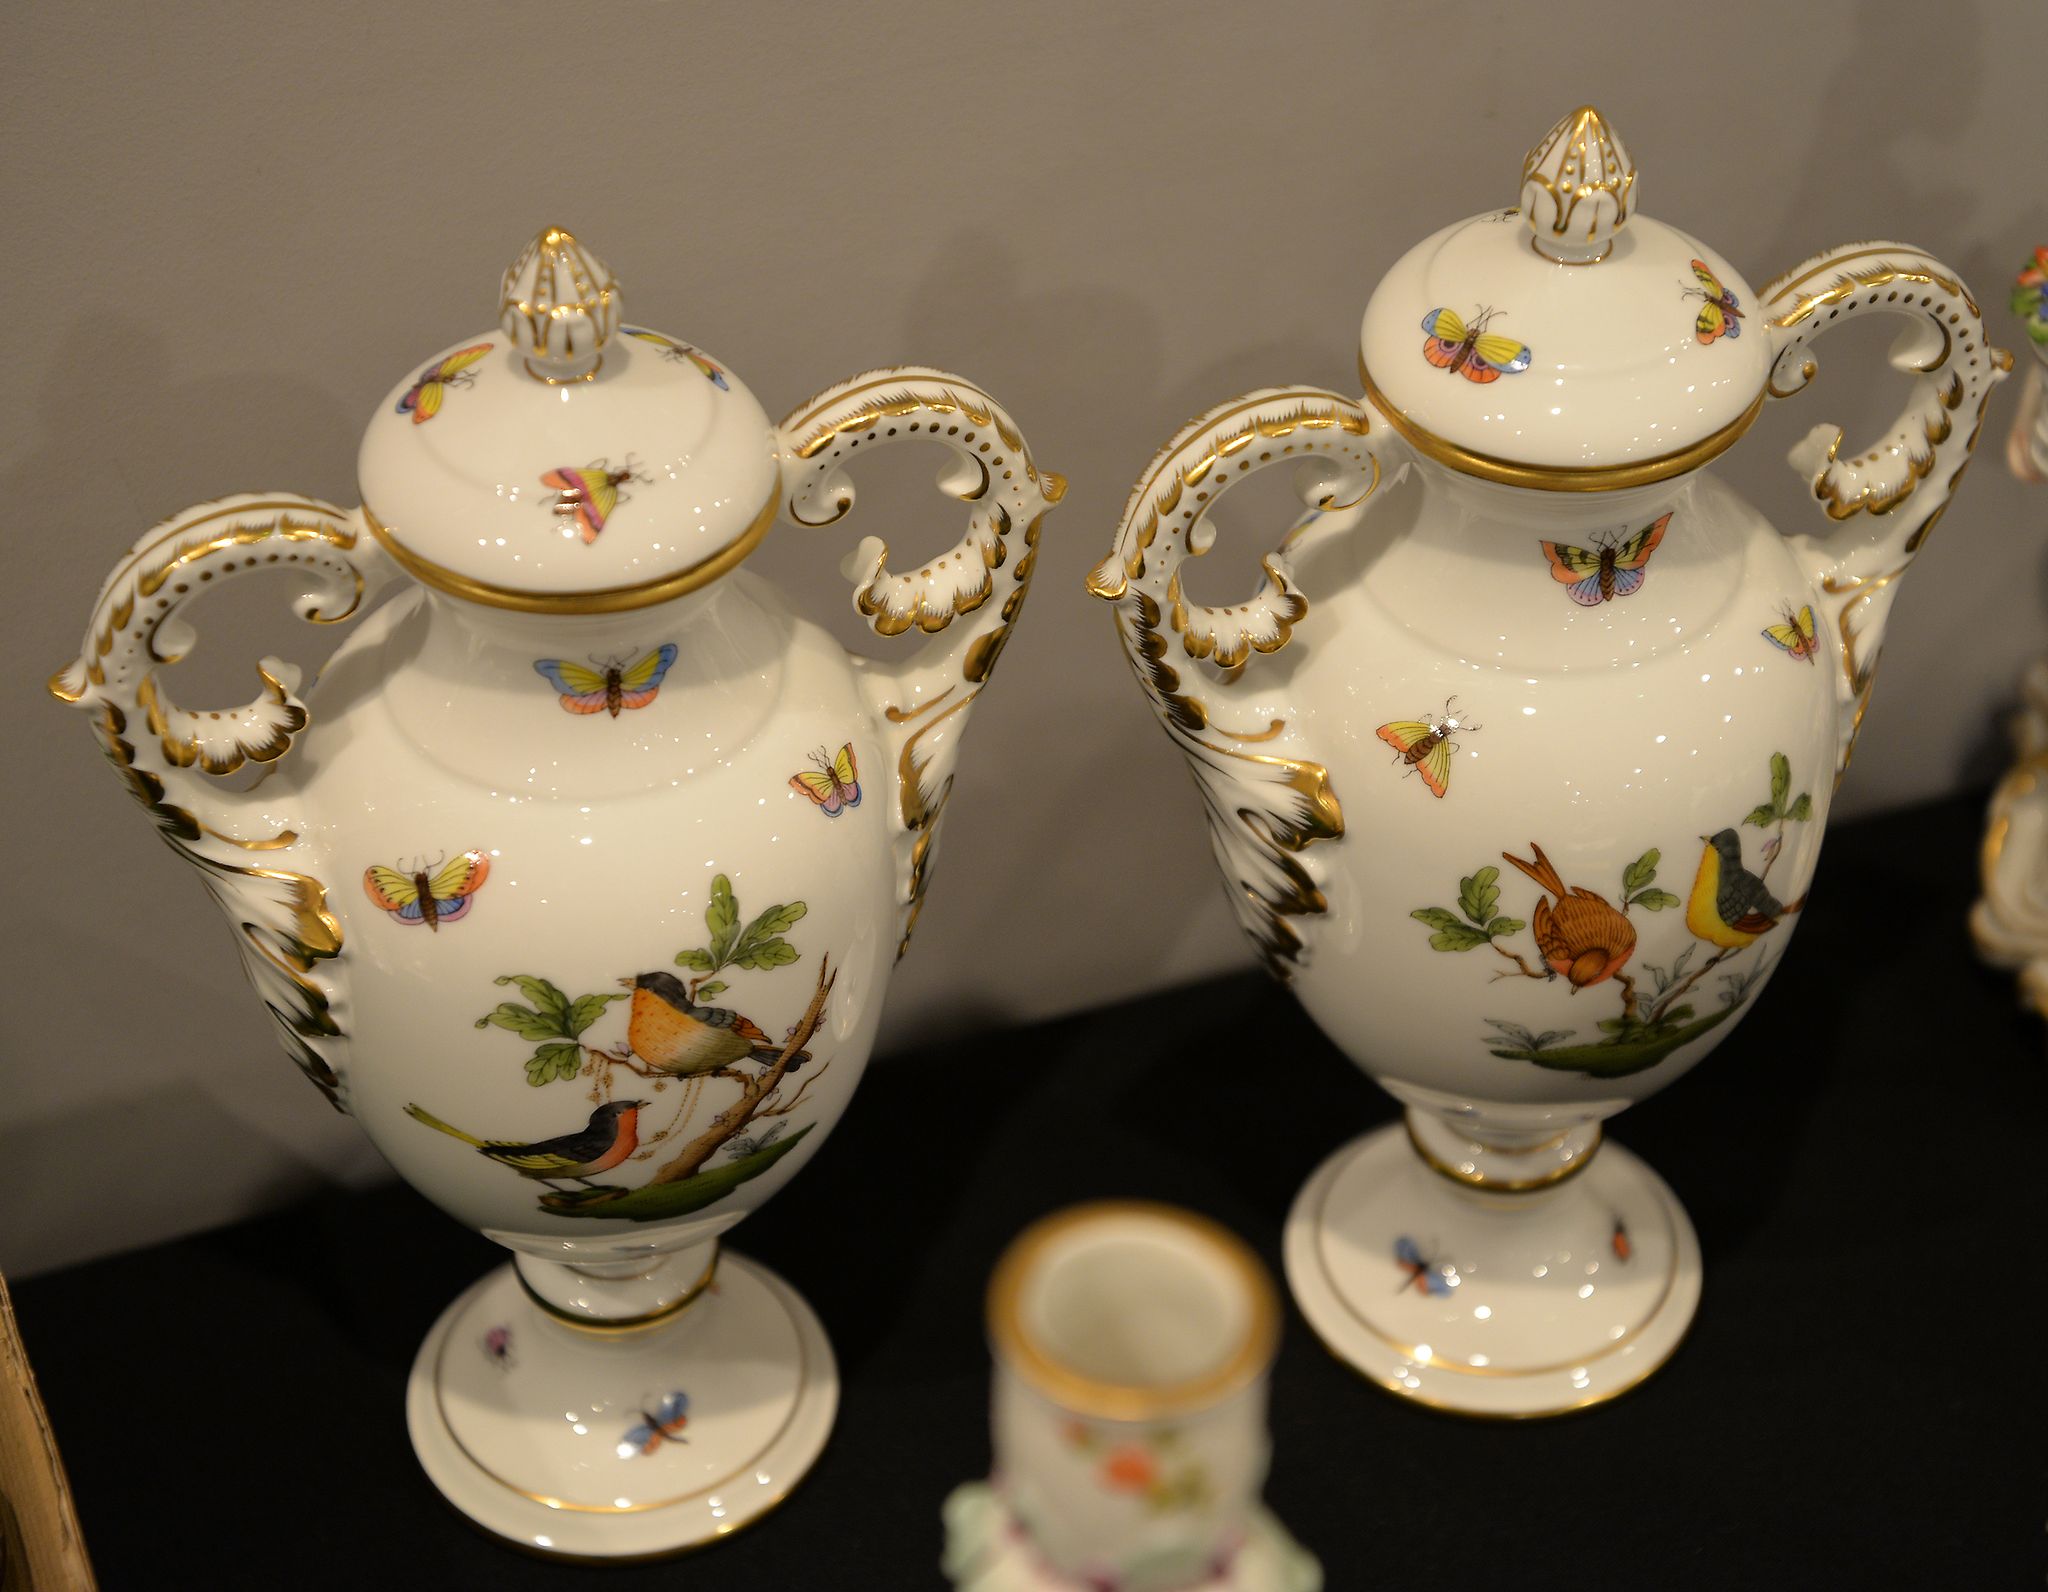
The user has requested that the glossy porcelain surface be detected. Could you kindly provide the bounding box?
[51,227,1060,1554]
[1090,108,2008,1414]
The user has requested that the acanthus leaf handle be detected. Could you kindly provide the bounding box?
[1762,242,2012,775]
[776,368,1064,956]
[1086,387,1387,977]
[51,491,400,1110]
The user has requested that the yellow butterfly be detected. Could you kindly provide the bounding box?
[1762,604,1820,663]
[363,850,491,930]
[789,743,861,817]
[397,343,493,423]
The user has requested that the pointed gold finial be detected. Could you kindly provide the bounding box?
[1520,107,1635,263]
[499,226,620,382]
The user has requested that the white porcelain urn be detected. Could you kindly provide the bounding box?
[51,226,1062,1557]
[1090,108,2008,1416]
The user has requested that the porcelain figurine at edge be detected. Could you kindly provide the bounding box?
[49,227,1064,1559]
[1089,106,2009,1417]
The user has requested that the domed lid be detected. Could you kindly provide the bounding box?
[359,227,779,612]
[1357,107,1772,490]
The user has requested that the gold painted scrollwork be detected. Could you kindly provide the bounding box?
[777,370,1064,955]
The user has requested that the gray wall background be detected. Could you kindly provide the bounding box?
[3,0,2040,1276]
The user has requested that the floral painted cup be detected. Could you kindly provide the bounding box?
[966,1202,1306,1592]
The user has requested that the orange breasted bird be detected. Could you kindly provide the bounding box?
[622,971,810,1077]
[404,1099,646,1187]
[1686,829,1805,949]
[1502,843,1637,990]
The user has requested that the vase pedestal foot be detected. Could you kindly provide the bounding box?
[405,1248,837,1561]
[1282,1121,1699,1418]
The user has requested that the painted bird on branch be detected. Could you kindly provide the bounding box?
[403,1099,646,1187]
[1686,829,1805,949]
[1502,843,1637,990]
[621,971,811,1078]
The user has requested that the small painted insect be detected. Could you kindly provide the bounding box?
[1610,1218,1633,1265]
[542,457,649,545]
[1376,698,1479,800]
[617,1391,690,1459]
[1420,305,1532,383]
[1394,1236,1454,1296]
[790,743,861,816]
[362,850,491,931]
[1683,259,1744,345]
[1539,513,1673,606]
[533,644,679,716]
[396,343,493,423]
[725,1121,788,1160]
[483,1325,515,1370]
[622,325,730,389]
[1762,603,1820,664]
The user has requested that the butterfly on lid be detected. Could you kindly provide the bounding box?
[482,1325,515,1369]
[1762,603,1821,664]
[622,325,730,389]
[789,742,861,817]
[1376,697,1479,800]
[1684,259,1744,345]
[533,644,678,717]
[1539,513,1673,607]
[362,850,491,931]
[617,1391,690,1458]
[1393,1236,1454,1297]
[1420,306,1533,383]
[1610,1218,1633,1265]
[396,343,493,423]
[541,457,649,545]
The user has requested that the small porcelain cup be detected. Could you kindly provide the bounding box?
[984,1203,1283,1591]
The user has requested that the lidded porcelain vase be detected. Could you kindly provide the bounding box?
[51,226,1062,1556]
[1089,107,2009,1416]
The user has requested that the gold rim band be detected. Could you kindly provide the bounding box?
[363,487,779,615]
[1404,1116,1602,1194]
[987,1200,1280,1423]
[1358,355,1766,492]
[514,1244,721,1335]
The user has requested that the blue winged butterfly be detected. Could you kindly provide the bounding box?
[362,851,490,931]
[533,645,678,716]
[617,1391,690,1458]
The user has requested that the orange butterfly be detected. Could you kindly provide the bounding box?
[396,344,492,423]
[1421,306,1532,383]
[1376,699,1478,799]
[542,458,647,545]
[362,850,490,931]
[1539,514,1672,606]
[1684,260,1744,345]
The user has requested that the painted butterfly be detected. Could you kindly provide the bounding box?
[1394,1236,1453,1297]
[617,1391,690,1458]
[483,1325,515,1369]
[1420,306,1532,383]
[1762,603,1820,663]
[1685,259,1744,345]
[623,325,730,389]
[790,743,861,816]
[362,850,491,931]
[1610,1218,1633,1265]
[1376,698,1479,800]
[396,343,493,423]
[533,644,678,717]
[542,458,646,545]
[1539,513,1673,606]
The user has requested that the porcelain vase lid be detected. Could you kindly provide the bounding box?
[356,226,780,612]
[1357,106,1772,488]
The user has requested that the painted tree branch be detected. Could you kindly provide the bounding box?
[1488,941,1550,982]
[645,955,837,1187]
[1648,946,1734,1025]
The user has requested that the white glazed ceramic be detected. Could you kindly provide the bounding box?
[51,227,1062,1556]
[1972,248,2048,1014]
[944,1203,1317,1592]
[1089,108,2010,1416]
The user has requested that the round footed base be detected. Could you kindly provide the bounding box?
[1283,1123,1700,1418]
[406,1250,837,1561]
[941,1483,1320,1592]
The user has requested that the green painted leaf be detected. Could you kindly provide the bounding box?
[732,938,800,969]
[1486,916,1526,938]
[695,981,727,999]
[674,948,716,971]
[1631,888,1680,912]
[479,1003,565,1041]
[566,992,625,1037]
[1429,925,1493,953]
[1769,751,1791,811]
[1621,849,1659,895]
[1458,866,1501,927]
[1489,1003,1740,1078]
[1661,1004,1695,1026]
[1787,793,1812,822]
[539,1124,816,1222]
[1743,802,1778,828]
[493,974,569,1025]
[525,1041,581,1086]
[738,901,807,950]
[707,874,738,964]
[1410,907,1463,932]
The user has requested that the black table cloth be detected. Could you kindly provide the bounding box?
[16,790,2045,1587]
